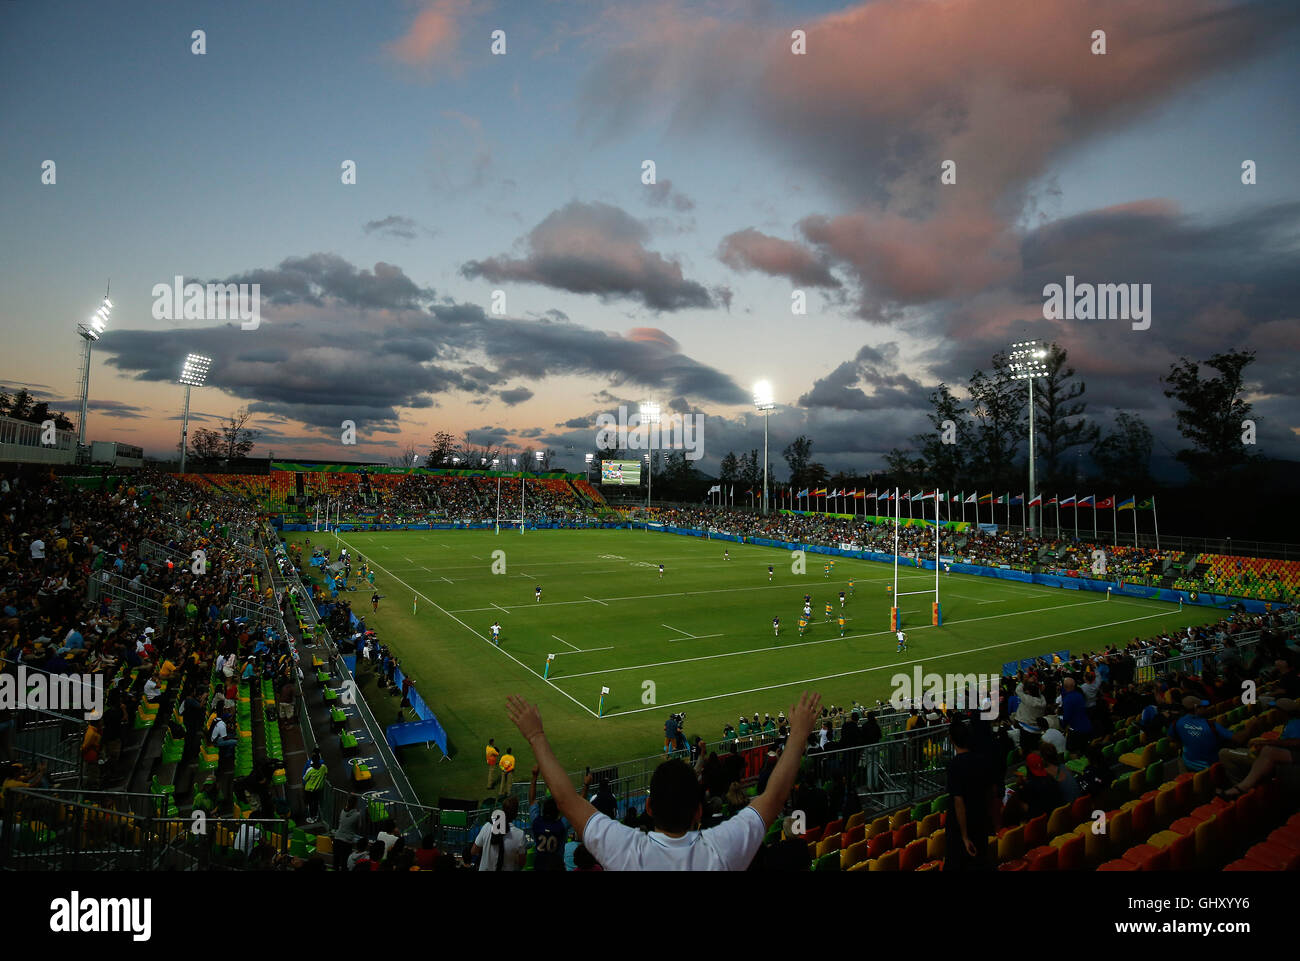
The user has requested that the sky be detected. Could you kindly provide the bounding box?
[1,0,1297,480]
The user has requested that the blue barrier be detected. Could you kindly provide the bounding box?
[387,718,448,753]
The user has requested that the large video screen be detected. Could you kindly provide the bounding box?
[601,459,642,485]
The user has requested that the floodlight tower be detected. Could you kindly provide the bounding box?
[640,401,660,509]
[1007,340,1049,533]
[178,354,212,473]
[75,288,113,448]
[753,381,775,514]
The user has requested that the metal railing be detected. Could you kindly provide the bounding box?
[0,787,291,871]
[85,571,165,624]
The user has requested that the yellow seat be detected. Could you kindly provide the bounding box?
[815,835,840,859]
[1046,804,1073,839]
[865,816,890,839]
[997,825,1024,863]
[847,859,871,871]
[917,811,941,839]
[845,810,866,831]
[927,828,946,861]
[869,848,900,871]
[1119,743,1155,770]
[841,839,870,870]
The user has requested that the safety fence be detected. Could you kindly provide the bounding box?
[0,787,290,871]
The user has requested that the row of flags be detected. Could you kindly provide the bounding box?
[781,489,1156,509]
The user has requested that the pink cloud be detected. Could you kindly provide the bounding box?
[388,0,471,66]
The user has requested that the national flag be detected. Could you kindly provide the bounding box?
[730,485,735,499]
[965,493,977,504]
[995,494,1007,505]
[845,488,856,497]
[1060,495,1076,507]
[1028,494,1042,508]
[1009,494,1024,506]
[1078,495,1095,508]
[707,484,721,494]
[1137,498,1154,510]
[1116,496,1135,511]
[857,490,868,499]
[900,491,911,501]
[916,491,935,501]
[1095,496,1114,509]
[828,489,839,498]
[883,491,894,501]
[978,493,992,503]
[814,488,827,496]
[797,488,809,498]
[1046,495,1058,506]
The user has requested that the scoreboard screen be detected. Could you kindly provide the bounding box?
[601,460,642,485]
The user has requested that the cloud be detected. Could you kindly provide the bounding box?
[644,178,694,212]
[579,0,1296,312]
[387,0,471,67]
[96,252,746,432]
[718,228,841,288]
[461,200,720,311]
[798,343,928,411]
[363,215,424,241]
[497,386,534,406]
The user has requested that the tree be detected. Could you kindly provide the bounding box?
[1090,411,1153,491]
[967,353,1027,492]
[718,452,739,486]
[911,383,972,492]
[390,444,419,469]
[7,388,34,421]
[217,408,259,461]
[426,430,457,467]
[1035,344,1099,490]
[739,449,762,491]
[185,428,225,465]
[1162,350,1257,484]
[884,448,926,491]
[782,435,814,489]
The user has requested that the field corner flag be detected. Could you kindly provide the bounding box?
[413,594,417,615]
[544,653,555,679]
[598,685,610,717]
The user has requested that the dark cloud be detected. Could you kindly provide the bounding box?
[461,201,720,311]
[363,215,424,241]
[799,343,928,411]
[96,252,746,430]
[644,178,695,212]
[497,386,535,406]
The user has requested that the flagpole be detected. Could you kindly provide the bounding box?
[1092,496,1097,542]
[1152,495,1160,552]
[1132,494,1137,548]
[1112,493,1117,546]
[892,486,900,618]
[1073,494,1078,539]
[934,489,940,604]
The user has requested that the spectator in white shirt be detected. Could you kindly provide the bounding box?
[1038,717,1067,755]
[143,676,162,702]
[506,689,822,871]
[470,795,526,871]
[30,537,45,561]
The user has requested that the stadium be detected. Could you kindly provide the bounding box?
[2,0,1299,931]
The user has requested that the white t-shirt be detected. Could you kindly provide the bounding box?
[581,806,766,871]
[31,539,45,560]
[474,823,526,871]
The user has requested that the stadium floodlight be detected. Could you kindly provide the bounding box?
[178,353,212,473]
[75,288,113,447]
[753,381,775,514]
[1007,340,1050,533]
[640,401,660,509]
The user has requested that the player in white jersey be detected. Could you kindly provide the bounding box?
[896,630,907,653]
[490,621,501,646]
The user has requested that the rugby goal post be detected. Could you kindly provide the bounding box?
[891,487,942,630]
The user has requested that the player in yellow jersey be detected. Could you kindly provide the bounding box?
[838,615,847,637]
[824,602,833,621]
[798,616,808,636]
[849,577,855,596]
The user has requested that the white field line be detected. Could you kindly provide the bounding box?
[668,633,725,643]
[491,602,512,615]
[553,647,615,656]
[661,623,697,638]
[336,535,599,718]
[595,607,1179,717]
[585,595,609,607]
[552,596,1145,681]
[552,634,581,651]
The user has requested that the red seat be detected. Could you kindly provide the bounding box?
[1025,845,1057,871]
[1165,832,1196,871]
[1122,844,1169,871]
[1267,826,1300,851]
[892,821,917,849]
[866,832,892,860]
[824,818,844,839]
[1023,814,1048,848]
[998,858,1028,871]
[1055,834,1085,871]
[1244,842,1300,871]
[1130,798,1155,839]
[842,824,866,848]
[1097,858,1138,871]
[1069,796,1093,826]
[899,838,927,872]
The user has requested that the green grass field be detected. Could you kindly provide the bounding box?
[286,528,1222,804]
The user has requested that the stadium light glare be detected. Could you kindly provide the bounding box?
[640,401,661,510]
[76,286,113,446]
[1007,339,1048,533]
[177,353,213,473]
[754,380,775,513]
